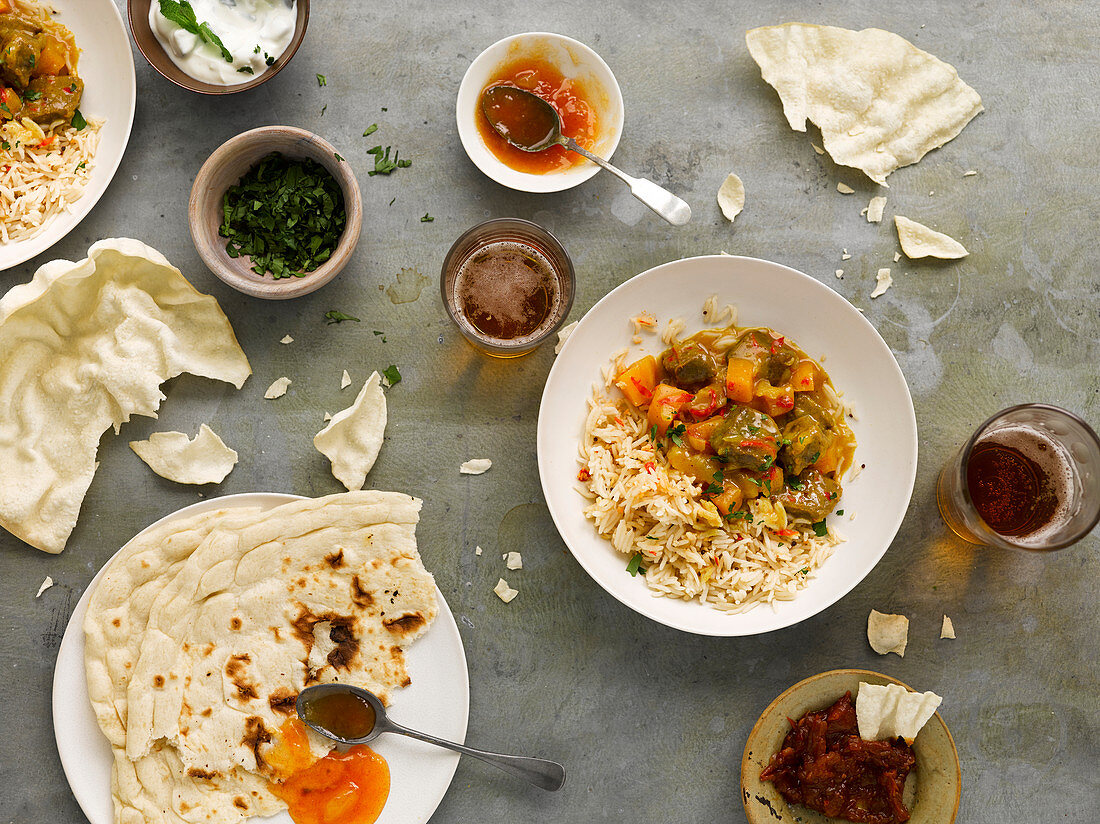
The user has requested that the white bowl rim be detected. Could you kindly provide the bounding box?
[456,31,625,194]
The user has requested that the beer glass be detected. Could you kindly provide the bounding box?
[440,218,575,358]
[937,404,1100,550]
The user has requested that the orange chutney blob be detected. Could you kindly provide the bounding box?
[476,55,600,174]
[272,746,391,824]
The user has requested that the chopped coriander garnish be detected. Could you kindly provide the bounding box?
[366,145,400,176]
[812,520,828,537]
[320,104,327,116]
[23,90,42,101]
[1,140,10,151]
[237,66,254,75]
[381,106,387,111]
[76,161,86,169]
[362,124,378,137]
[381,365,401,385]
[254,45,261,54]
[334,152,345,162]
[324,310,360,324]
[388,197,396,206]
[800,568,809,575]
[396,158,411,168]
[648,423,659,442]
[420,213,434,222]
[787,479,804,490]
[71,109,87,130]
[836,509,844,516]
[705,482,722,496]
[265,53,275,66]
[726,510,750,522]
[626,552,644,577]
[667,422,686,447]
[220,153,346,279]
[316,74,327,87]
[808,451,821,464]
[157,0,233,62]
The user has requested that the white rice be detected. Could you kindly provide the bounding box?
[1,118,102,243]
[578,391,845,614]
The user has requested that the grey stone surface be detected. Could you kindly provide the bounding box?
[1,1,1098,822]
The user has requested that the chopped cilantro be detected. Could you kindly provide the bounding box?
[334,152,345,162]
[420,213,434,222]
[316,74,327,87]
[366,145,404,176]
[381,365,401,385]
[220,153,346,278]
[836,509,844,516]
[320,104,327,116]
[726,510,751,522]
[712,470,724,482]
[1,140,10,151]
[157,1,233,62]
[705,482,722,496]
[254,45,261,54]
[237,66,254,75]
[626,552,644,577]
[324,310,360,324]
[667,422,686,447]
[71,109,87,130]
[812,520,828,537]
[808,451,820,464]
[648,423,659,442]
[23,90,42,101]
[265,53,275,66]
[76,161,85,169]
[787,479,804,490]
[362,124,378,137]
[800,568,809,575]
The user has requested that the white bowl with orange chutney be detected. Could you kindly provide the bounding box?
[456,32,625,193]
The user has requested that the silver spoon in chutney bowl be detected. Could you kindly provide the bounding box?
[480,84,692,226]
[296,683,567,791]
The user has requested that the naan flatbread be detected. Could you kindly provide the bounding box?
[84,492,436,824]
[746,24,983,185]
[0,239,250,554]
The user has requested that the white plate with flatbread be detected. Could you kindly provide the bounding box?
[52,492,469,824]
[538,255,917,636]
[0,0,136,271]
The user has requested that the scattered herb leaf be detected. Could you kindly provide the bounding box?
[71,109,87,130]
[836,509,844,516]
[382,365,401,385]
[362,124,378,137]
[420,213,434,222]
[366,145,402,176]
[812,520,828,537]
[316,74,327,87]
[626,552,643,577]
[237,66,254,75]
[1,140,10,151]
[320,104,327,116]
[23,90,42,101]
[667,422,686,447]
[334,152,345,162]
[324,310,360,324]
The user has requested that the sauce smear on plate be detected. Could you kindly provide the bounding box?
[476,56,598,173]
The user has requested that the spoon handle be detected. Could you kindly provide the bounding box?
[383,720,566,791]
[562,137,692,226]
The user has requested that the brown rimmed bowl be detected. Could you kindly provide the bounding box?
[741,669,961,824]
[128,0,309,94]
[189,126,362,300]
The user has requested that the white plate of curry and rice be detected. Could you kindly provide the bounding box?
[538,255,918,637]
[53,493,470,824]
[0,0,135,271]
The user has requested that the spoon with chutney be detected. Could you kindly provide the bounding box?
[480,84,692,226]
[296,683,567,791]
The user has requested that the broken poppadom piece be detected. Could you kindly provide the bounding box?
[130,424,238,485]
[460,458,492,475]
[717,173,745,221]
[314,371,387,491]
[746,23,983,185]
[895,215,969,258]
[867,609,909,656]
[857,682,942,743]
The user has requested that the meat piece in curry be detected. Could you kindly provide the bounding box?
[614,322,856,527]
[0,1,82,127]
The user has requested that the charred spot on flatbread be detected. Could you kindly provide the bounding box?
[325,618,358,669]
[233,797,249,811]
[230,617,242,630]
[153,675,165,688]
[325,549,345,569]
[351,575,373,607]
[242,716,273,773]
[382,612,427,635]
[187,767,218,781]
[268,688,299,716]
[225,653,259,700]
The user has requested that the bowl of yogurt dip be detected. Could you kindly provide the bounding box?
[129,0,309,94]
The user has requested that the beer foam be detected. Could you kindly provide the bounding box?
[973,425,1078,547]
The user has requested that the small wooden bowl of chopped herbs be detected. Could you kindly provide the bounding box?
[189,126,362,299]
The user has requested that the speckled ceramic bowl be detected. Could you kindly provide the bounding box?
[189,126,362,299]
[741,669,960,824]
[128,0,309,95]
